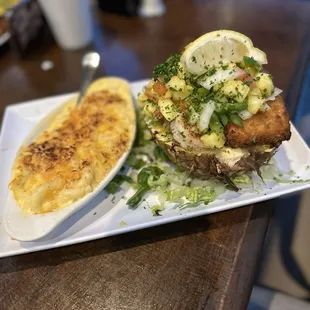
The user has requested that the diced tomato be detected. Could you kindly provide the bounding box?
[153,81,167,96]
[236,70,251,82]
[235,68,256,89]
[249,81,256,90]
[179,101,186,111]
[145,91,156,101]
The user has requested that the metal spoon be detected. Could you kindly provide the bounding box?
[77,52,100,105]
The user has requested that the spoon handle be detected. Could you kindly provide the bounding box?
[77,52,100,105]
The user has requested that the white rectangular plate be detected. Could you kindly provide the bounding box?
[0,79,309,259]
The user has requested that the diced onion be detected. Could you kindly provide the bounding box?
[260,103,271,112]
[265,87,283,102]
[199,100,215,131]
[239,110,253,120]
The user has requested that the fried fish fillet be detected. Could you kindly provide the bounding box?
[225,96,291,148]
[10,78,135,214]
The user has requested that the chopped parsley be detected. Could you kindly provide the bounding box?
[146,99,156,105]
[188,87,213,113]
[251,136,257,144]
[153,54,180,83]
[203,66,217,77]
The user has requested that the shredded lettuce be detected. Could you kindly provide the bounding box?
[273,177,310,184]
[232,174,251,184]
[148,174,169,187]
[151,205,166,216]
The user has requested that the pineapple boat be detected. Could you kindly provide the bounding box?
[138,30,291,187]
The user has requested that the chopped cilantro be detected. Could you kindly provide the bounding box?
[243,56,261,71]
[251,136,257,144]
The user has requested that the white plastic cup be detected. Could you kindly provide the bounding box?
[38,0,93,50]
[138,0,166,18]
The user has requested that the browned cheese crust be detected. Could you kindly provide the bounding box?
[225,96,291,148]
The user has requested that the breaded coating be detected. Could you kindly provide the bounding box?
[225,96,291,147]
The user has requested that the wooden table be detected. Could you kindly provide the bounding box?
[0,1,309,309]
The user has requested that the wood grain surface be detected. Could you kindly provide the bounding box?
[0,0,309,309]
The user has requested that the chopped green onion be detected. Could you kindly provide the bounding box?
[230,114,244,128]
[209,113,223,133]
[154,146,169,161]
[218,114,229,126]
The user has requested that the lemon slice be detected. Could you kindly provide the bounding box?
[181,30,267,76]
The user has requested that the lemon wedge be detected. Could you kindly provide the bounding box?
[181,30,267,76]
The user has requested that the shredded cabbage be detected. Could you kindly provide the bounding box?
[232,174,252,184]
